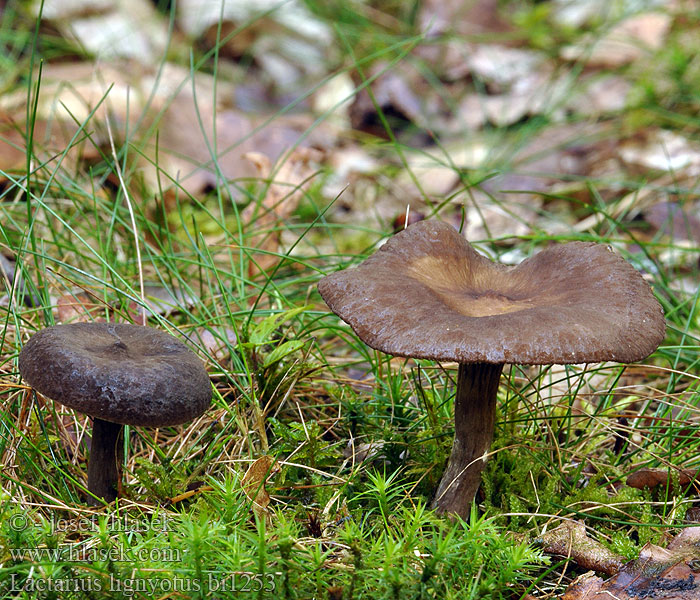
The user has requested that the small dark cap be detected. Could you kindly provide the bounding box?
[19,323,212,427]
[318,220,665,365]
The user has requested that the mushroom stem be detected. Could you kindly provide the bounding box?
[86,418,123,505]
[432,362,503,517]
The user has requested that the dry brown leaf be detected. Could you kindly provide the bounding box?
[626,467,700,492]
[417,0,512,38]
[645,202,700,244]
[561,12,673,68]
[36,0,168,62]
[177,0,333,91]
[0,106,101,181]
[620,129,700,173]
[468,44,548,92]
[562,527,700,600]
[1,61,332,202]
[454,67,566,130]
[241,147,322,278]
[349,61,431,138]
[565,75,631,117]
[188,326,238,363]
[536,521,625,575]
[55,291,106,323]
[0,113,29,174]
[124,284,199,324]
[0,61,149,173]
[142,92,330,199]
[241,455,277,519]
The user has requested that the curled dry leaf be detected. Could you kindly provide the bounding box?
[562,527,700,600]
[241,148,322,278]
[536,521,625,575]
[241,455,278,519]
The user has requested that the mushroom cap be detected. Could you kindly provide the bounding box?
[318,220,665,365]
[19,323,212,427]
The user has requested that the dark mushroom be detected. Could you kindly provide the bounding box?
[18,322,212,504]
[318,220,665,517]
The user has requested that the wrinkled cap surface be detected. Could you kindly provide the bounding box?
[318,220,665,365]
[19,323,212,426]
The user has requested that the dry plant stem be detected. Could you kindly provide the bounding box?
[86,418,123,505]
[433,362,503,517]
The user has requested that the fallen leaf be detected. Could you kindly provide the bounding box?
[0,252,39,308]
[0,253,18,308]
[468,44,549,92]
[620,129,700,173]
[644,202,700,244]
[125,284,199,323]
[56,291,106,323]
[561,12,673,68]
[191,326,238,362]
[1,61,333,202]
[626,467,700,492]
[177,0,334,92]
[0,113,29,174]
[565,75,631,117]
[417,0,513,38]
[349,61,432,139]
[35,0,169,63]
[241,455,278,519]
[141,89,331,199]
[392,210,426,233]
[241,147,322,278]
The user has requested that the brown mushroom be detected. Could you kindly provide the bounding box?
[19,323,212,504]
[318,220,665,517]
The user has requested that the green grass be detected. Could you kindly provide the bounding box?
[1,1,699,598]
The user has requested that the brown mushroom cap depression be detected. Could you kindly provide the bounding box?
[318,220,665,366]
[19,322,212,427]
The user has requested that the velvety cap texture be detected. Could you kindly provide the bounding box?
[19,323,212,426]
[318,220,665,365]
